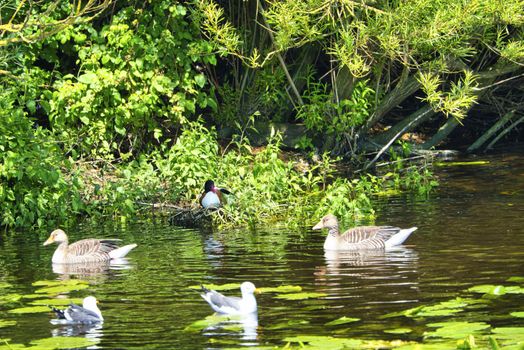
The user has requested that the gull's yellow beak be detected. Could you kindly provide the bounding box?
[254,288,262,294]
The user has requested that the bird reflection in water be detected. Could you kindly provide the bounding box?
[52,258,133,280]
[51,322,103,339]
[315,247,419,281]
[202,312,259,342]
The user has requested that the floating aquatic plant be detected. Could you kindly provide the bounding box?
[284,335,411,349]
[467,284,524,296]
[274,292,327,300]
[0,294,22,305]
[0,320,17,328]
[8,306,51,314]
[381,297,484,318]
[35,283,89,295]
[423,321,490,339]
[510,311,524,318]
[507,276,524,283]
[32,279,88,287]
[29,298,83,306]
[29,336,99,349]
[188,283,240,291]
[324,316,360,326]
[257,285,302,293]
[383,328,413,334]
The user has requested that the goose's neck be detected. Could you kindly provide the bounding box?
[52,241,69,263]
[324,226,341,250]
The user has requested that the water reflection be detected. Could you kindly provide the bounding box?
[318,247,419,277]
[51,259,133,279]
[51,322,103,341]
[202,312,259,342]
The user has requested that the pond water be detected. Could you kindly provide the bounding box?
[1,149,523,349]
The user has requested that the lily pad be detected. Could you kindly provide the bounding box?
[8,306,51,314]
[384,328,413,334]
[184,314,238,332]
[507,276,524,283]
[35,283,89,294]
[29,336,99,349]
[0,294,22,305]
[274,292,327,300]
[0,282,12,289]
[0,320,17,328]
[188,283,240,291]
[424,321,490,339]
[30,298,83,306]
[0,343,26,350]
[284,336,411,349]
[467,284,524,296]
[491,327,524,337]
[32,279,87,287]
[257,285,302,293]
[510,311,524,318]
[381,298,477,318]
[267,319,309,330]
[325,316,360,326]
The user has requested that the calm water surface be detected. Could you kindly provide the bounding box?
[1,149,523,349]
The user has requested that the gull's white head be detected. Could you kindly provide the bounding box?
[240,282,257,296]
[83,296,103,320]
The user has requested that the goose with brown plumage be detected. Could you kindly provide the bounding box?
[313,214,417,250]
[43,229,137,264]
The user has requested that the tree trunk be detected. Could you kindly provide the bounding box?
[467,110,515,152]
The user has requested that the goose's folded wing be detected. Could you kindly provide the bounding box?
[67,239,120,256]
[66,304,101,323]
[341,226,401,243]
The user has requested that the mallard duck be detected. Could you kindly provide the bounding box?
[199,180,232,209]
[313,214,417,250]
[200,281,258,315]
[50,296,103,324]
[43,229,137,264]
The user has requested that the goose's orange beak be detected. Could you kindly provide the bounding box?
[312,220,324,230]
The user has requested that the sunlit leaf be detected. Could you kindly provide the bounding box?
[257,285,302,293]
[0,320,17,328]
[32,279,88,287]
[384,328,413,334]
[266,319,309,330]
[30,298,83,306]
[274,292,327,300]
[8,306,50,314]
[188,283,240,291]
[34,283,89,294]
[424,321,490,339]
[510,311,524,318]
[434,161,490,166]
[29,336,99,349]
[0,282,12,289]
[507,276,524,283]
[324,316,360,326]
[0,294,22,304]
[184,314,240,332]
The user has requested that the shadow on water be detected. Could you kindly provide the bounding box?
[0,148,523,348]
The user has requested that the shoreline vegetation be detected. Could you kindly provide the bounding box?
[1,0,522,229]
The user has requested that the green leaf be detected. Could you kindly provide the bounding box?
[29,298,83,306]
[34,283,89,295]
[510,311,524,318]
[384,328,413,334]
[0,320,17,328]
[32,279,88,287]
[257,285,302,293]
[324,316,360,326]
[274,292,327,300]
[30,336,99,349]
[8,306,50,314]
[194,74,206,88]
[424,321,490,339]
[188,283,240,291]
[77,72,99,85]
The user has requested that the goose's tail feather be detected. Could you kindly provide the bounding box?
[109,244,137,259]
[385,227,417,249]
